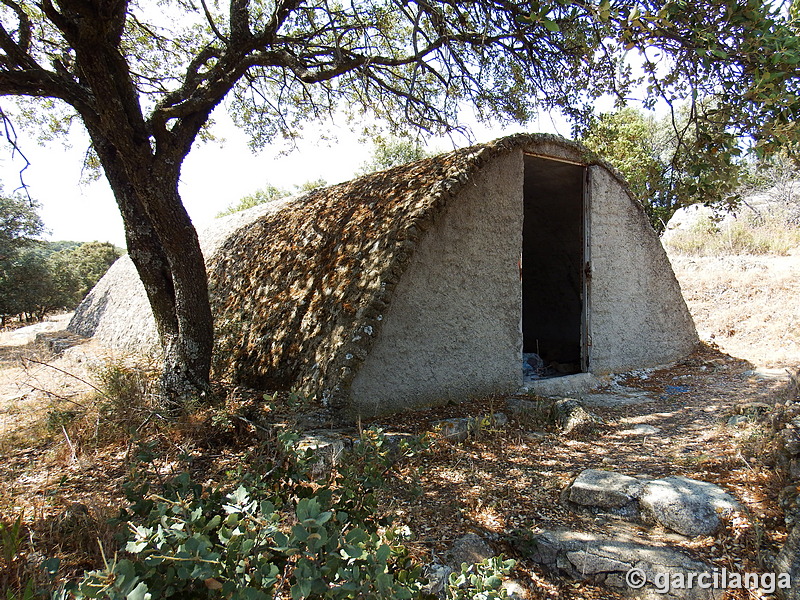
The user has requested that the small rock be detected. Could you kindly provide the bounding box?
[433,413,508,441]
[784,440,800,457]
[434,418,471,441]
[779,486,800,527]
[736,401,772,415]
[774,525,800,599]
[444,533,495,569]
[295,433,347,478]
[502,579,527,599]
[639,476,741,536]
[790,459,800,481]
[552,398,602,436]
[727,415,751,427]
[422,563,453,598]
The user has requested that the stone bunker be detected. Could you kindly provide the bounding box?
[69,133,697,417]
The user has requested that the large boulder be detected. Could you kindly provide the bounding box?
[567,469,644,509]
[564,470,742,538]
[639,476,741,537]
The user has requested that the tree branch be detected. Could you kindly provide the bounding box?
[229,0,250,45]
[200,0,228,43]
[0,0,31,54]
[0,105,31,199]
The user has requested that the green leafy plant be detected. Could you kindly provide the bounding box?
[446,557,516,600]
[0,512,36,600]
[61,426,508,600]
[62,472,421,599]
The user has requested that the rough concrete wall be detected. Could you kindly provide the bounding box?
[349,152,524,416]
[588,166,697,372]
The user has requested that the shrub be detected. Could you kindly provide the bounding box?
[57,428,512,599]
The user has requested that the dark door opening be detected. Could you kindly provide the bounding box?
[522,154,586,378]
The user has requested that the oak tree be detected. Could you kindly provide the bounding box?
[0,0,797,403]
[581,105,743,231]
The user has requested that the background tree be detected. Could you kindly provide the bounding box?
[0,194,43,263]
[1,0,798,403]
[216,179,327,217]
[358,136,433,175]
[0,192,44,321]
[0,210,122,323]
[55,241,122,303]
[581,106,743,231]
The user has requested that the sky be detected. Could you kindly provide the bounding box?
[0,104,574,249]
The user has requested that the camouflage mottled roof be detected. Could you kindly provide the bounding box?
[208,133,612,408]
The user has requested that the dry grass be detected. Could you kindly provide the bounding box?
[669,253,800,368]
[664,213,800,257]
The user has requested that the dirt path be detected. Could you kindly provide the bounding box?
[373,346,789,599]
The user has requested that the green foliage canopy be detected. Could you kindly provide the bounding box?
[358,136,433,175]
[0,194,43,263]
[580,106,744,231]
[0,197,121,319]
[216,179,327,218]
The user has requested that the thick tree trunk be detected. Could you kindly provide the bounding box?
[88,133,213,405]
[26,0,216,407]
[140,183,214,402]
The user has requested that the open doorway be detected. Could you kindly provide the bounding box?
[522,154,587,379]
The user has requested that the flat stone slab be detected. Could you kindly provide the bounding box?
[639,476,741,537]
[522,528,721,599]
[568,469,644,509]
[582,386,656,407]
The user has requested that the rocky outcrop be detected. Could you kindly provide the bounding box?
[638,476,740,537]
[564,469,741,537]
[517,528,721,600]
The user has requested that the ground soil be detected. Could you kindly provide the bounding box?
[1,252,798,599]
[670,251,800,368]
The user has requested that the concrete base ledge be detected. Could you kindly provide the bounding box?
[521,373,601,397]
